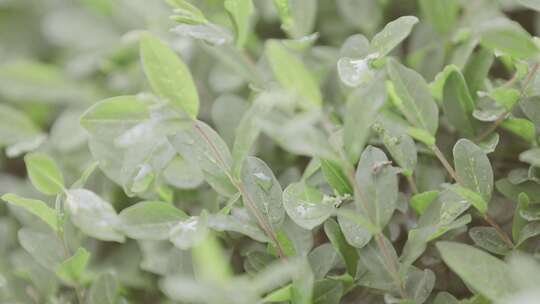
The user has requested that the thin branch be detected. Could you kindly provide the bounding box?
[406,175,418,194]
[430,146,514,248]
[193,121,286,259]
[431,145,460,184]
[485,214,514,248]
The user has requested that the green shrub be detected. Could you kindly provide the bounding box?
[1,0,540,303]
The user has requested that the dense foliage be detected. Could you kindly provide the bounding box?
[3,0,540,303]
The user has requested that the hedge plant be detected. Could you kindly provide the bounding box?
[2,0,540,303]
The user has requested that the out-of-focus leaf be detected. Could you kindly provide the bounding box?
[88,272,119,304]
[56,247,91,286]
[224,0,254,48]
[18,227,64,270]
[478,18,539,59]
[518,0,540,12]
[436,242,515,301]
[419,0,459,35]
[343,82,386,163]
[0,104,42,148]
[169,213,208,250]
[266,40,322,108]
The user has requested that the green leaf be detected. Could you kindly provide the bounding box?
[453,139,494,203]
[407,127,436,146]
[263,284,292,302]
[430,64,459,102]
[369,16,419,57]
[119,201,188,240]
[167,0,208,24]
[24,152,65,195]
[337,205,372,248]
[169,120,237,197]
[320,159,353,195]
[405,267,436,304]
[496,178,540,202]
[313,279,343,304]
[478,18,539,59]
[283,182,333,229]
[0,60,90,104]
[241,157,285,231]
[375,125,417,176]
[519,148,540,167]
[449,184,488,215]
[520,96,540,128]
[442,70,477,137]
[308,244,339,279]
[140,32,199,118]
[513,193,529,243]
[419,0,459,35]
[2,193,58,232]
[517,221,540,245]
[410,190,439,215]
[489,87,520,111]
[291,258,314,304]
[469,226,512,255]
[436,241,515,301]
[387,59,439,135]
[355,146,399,229]
[266,40,322,108]
[324,218,358,276]
[56,247,91,286]
[80,95,150,138]
[231,92,277,178]
[463,48,494,101]
[343,82,386,163]
[501,118,536,143]
[358,235,400,292]
[66,189,125,242]
[224,0,253,48]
